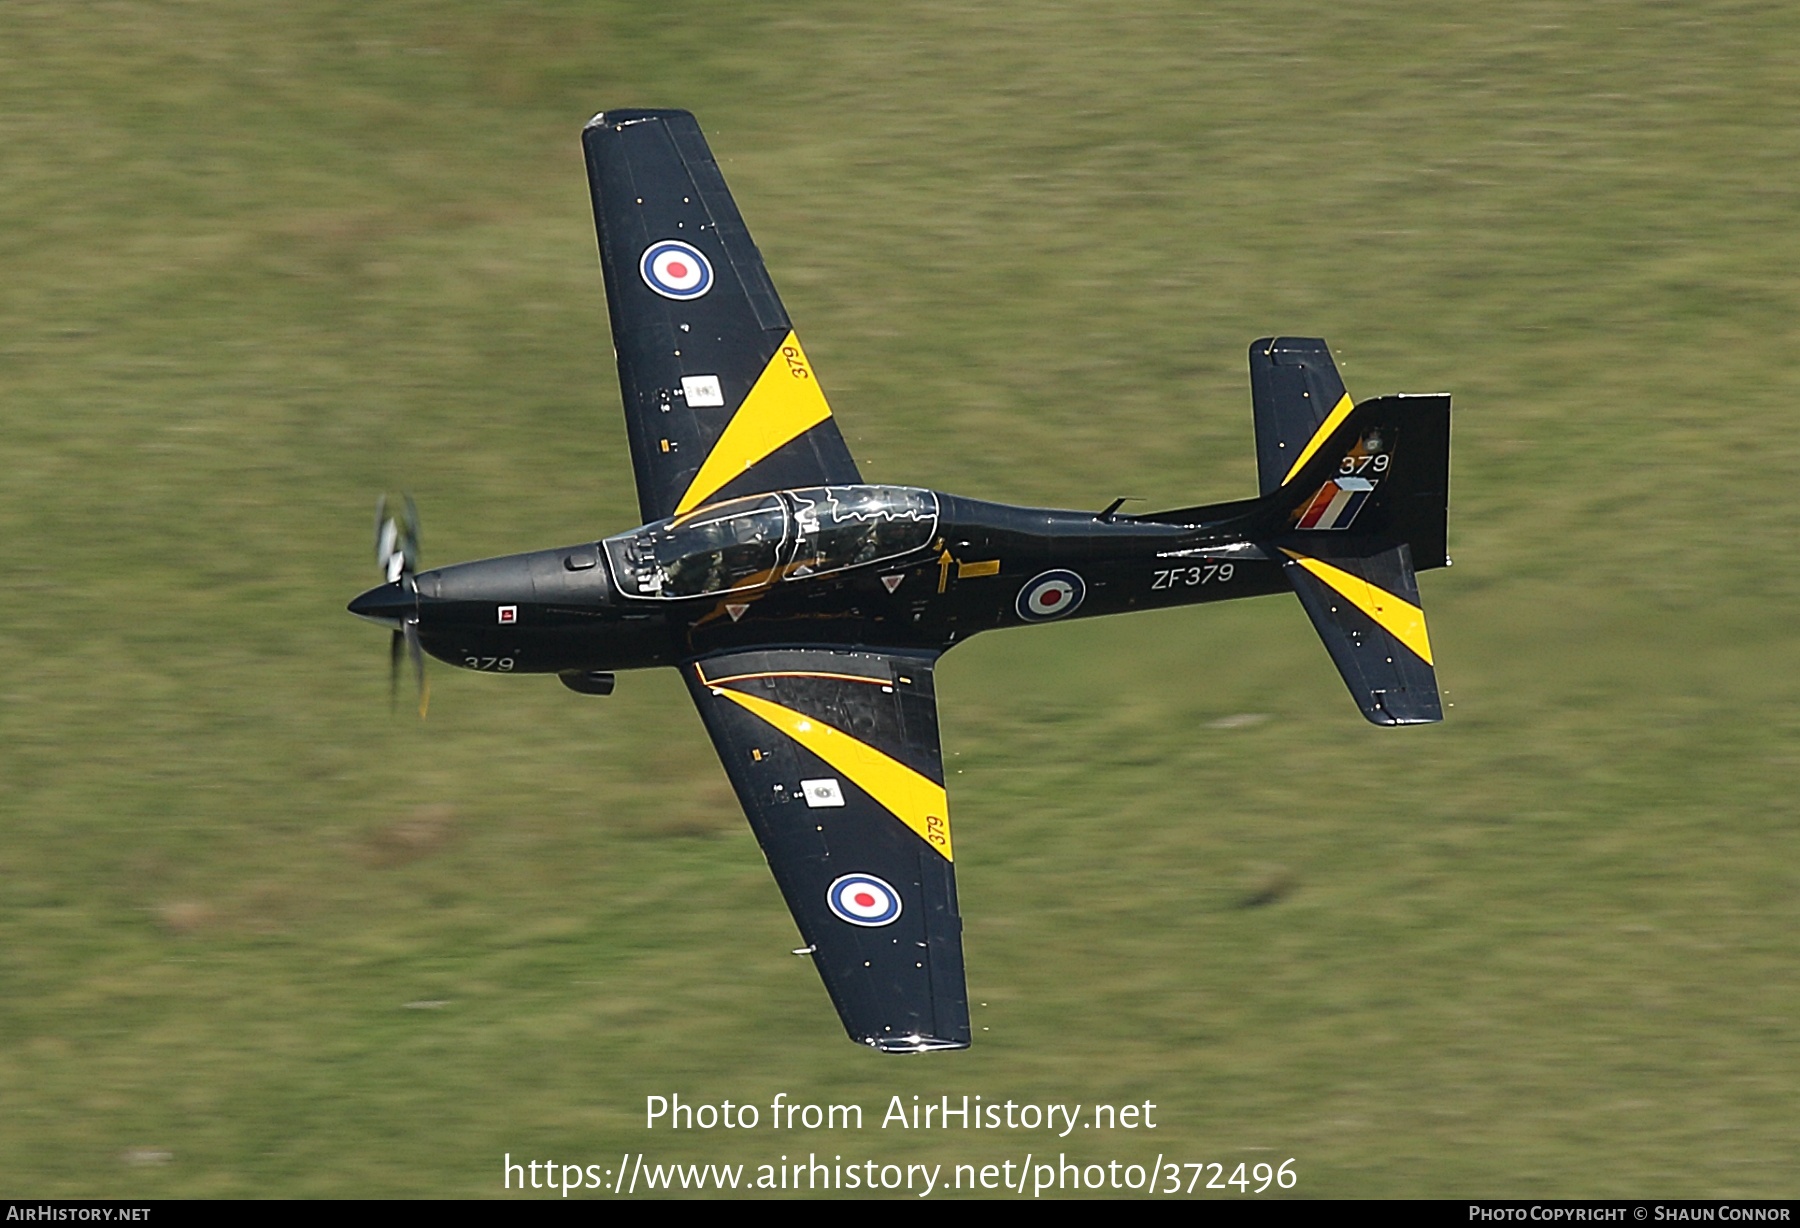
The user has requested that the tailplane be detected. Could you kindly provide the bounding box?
[1134,339,1450,724]
[1166,339,1452,725]
[1250,336,1354,496]
[1250,338,1448,725]
[1280,540,1441,725]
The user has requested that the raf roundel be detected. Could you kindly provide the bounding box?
[826,874,903,928]
[639,239,714,300]
[1016,569,1086,621]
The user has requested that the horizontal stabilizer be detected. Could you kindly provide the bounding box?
[1281,543,1441,726]
[1251,337,1352,496]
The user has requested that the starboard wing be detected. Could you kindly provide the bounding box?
[583,111,862,524]
[682,647,968,1052]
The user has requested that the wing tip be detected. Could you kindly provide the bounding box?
[584,108,695,133]
[861,1033,971,1054]
[1362,711,1443,727]
[1362,695,1444,726]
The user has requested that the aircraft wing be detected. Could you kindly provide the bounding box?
[583,111,862,524]
[682,647,969,1052]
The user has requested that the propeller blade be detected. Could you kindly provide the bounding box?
[389,628,404,709]
[407,619,429,718]
[375,493,420,584]
[402,494,420,576]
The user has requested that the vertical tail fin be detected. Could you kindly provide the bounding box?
[1141,341,1450,725]
[1264,391,1451,571]
[1247,339,1450,725]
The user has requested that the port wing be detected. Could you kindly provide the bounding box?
[683,647,969,1052]
[583,111,861,524]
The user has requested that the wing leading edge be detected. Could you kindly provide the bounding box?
[583,111,861,524]
[683,647,969,1052]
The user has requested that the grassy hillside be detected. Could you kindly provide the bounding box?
[2,0,1797,1197]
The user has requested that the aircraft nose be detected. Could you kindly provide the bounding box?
[348,581,416,626]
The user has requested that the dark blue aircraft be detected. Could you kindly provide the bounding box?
[351,110,1451,1052]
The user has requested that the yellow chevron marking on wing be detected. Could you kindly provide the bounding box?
[674,331,834,516]
[1282,549,1435,666]
[1281,391,1356,486]
[712,686,952,861]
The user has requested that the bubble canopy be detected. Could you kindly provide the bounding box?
[603,486,940,600]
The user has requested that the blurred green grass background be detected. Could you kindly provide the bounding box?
[3,0,1798,1197]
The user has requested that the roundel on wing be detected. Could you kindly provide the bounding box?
[826,874,902,927]
[639,240,714,300]
[1016,569,1086,621]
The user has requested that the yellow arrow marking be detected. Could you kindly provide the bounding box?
[1282,549,1434,665]
[673,331,834,516]
[713,686,952,861]
[1281,392,1356,486]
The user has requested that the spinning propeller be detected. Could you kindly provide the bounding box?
[372,494,428,717]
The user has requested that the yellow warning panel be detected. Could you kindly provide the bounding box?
[674,332,834,515]
[715,687,952,861]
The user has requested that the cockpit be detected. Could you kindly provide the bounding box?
[603,486,939,600]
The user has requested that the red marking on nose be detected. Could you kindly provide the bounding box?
[854,892,876,908]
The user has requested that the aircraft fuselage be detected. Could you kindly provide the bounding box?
[347,486,1289,682]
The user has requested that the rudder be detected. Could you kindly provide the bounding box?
[1270,392,1450,571]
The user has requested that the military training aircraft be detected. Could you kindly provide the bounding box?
[348,109,1451,1053]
